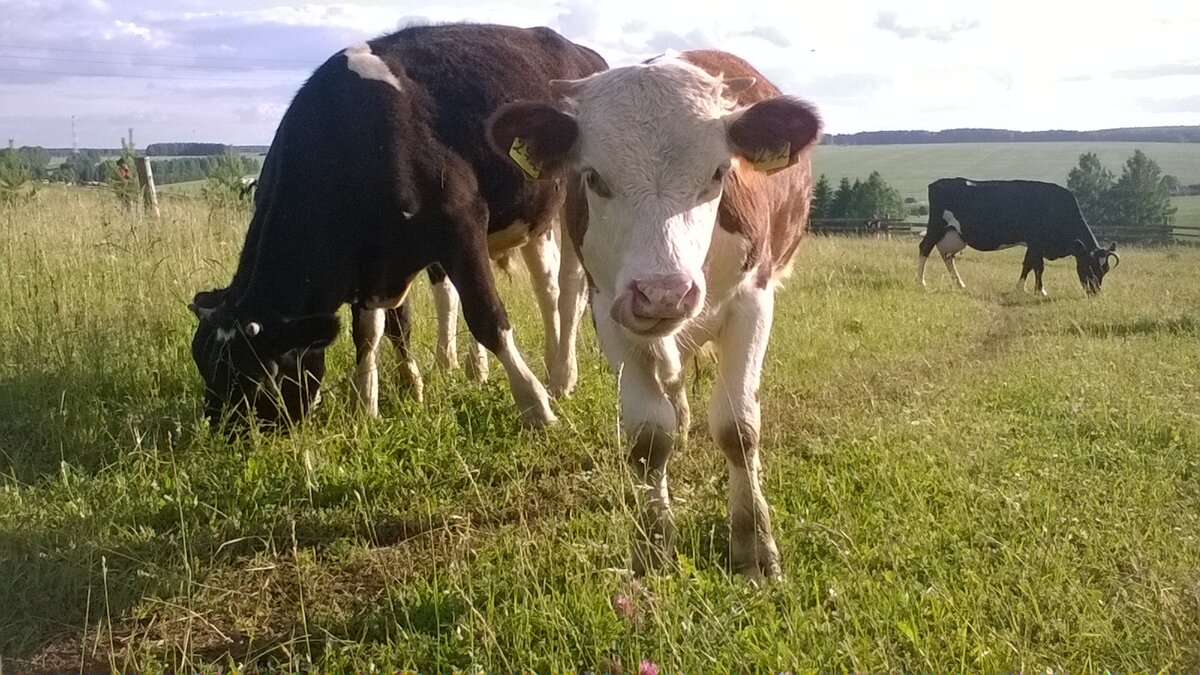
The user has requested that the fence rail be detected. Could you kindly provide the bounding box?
[810,219,1200,244]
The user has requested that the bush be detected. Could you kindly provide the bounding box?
[0,147,39,208]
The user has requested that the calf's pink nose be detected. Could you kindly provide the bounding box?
[630,274,701,320]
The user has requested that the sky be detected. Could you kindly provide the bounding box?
[1,0,1198,147]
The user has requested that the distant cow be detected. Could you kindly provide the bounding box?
[917,178,1120,295]
[490,50,821,579]
[188,23,605,428]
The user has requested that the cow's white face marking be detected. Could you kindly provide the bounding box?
[943,209,963,234]
[566,60,738,333]
[216,327,237,342]
[344,42,402,91]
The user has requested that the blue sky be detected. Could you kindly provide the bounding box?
[1,0,1197,147]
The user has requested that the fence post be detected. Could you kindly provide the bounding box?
[134,156,160,218]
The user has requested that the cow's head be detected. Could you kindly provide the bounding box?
[1075,240,1120,295]
[488,59,820,339]
[188,288,339,428]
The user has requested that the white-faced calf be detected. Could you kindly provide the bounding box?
[490,49,821,579]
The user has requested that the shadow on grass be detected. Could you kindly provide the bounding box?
[0,362,195,485]
[1066,315,1200,338]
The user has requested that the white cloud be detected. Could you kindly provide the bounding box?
[2,0,1198,145]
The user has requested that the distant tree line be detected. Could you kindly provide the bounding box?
[810,171,910,221]
[1068,150,1177,242]
[824,126,1200,145]
[7,145,260,184]
[148,155,261,185]
[145,143,270,156]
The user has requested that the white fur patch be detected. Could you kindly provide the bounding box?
[344,43,402,91]
[216,327,236,342]
[943,209,963,233]
[488,220,533,256]
[937,229,967,258]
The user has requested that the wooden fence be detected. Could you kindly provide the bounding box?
[810,218,1200,245]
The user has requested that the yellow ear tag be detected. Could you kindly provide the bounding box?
[509,137,542,180]
[752,142,791,175]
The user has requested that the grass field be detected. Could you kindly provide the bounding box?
[2,187,1200,670]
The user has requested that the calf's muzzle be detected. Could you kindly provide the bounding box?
[611,273,702,336]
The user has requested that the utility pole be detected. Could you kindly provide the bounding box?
[71,115,78,156]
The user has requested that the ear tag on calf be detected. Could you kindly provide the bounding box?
[509,137,542,180]
[752,142,791,175]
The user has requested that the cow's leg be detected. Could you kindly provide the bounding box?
[520,228,562,382]
[551,228,586,397]
[384,300,424,403]
[936,231,968,289]
[1018,249,1035,292]
[441,229,555,426]
[594,310,679,575]
[1031,254,1047,297]
[427,264,460,370]
[917,227,941,287]
[351,303,385,417]
[465,340,490,382]
[709,287,781,581]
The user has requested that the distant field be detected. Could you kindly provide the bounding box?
[812,142,1200,199]
[1172,195,1200,224]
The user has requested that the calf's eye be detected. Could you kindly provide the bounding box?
[584,169,612,198]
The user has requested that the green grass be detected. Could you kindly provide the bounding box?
[2,186,1200,670]
[813,141,1200,199]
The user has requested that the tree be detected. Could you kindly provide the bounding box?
[1067,152,1114,227]
[108,144,140,210]
[203,149,255,209]
[844,171,906,219]
[830,177,853,218]
[810,174,832,220]
[0,147,38,207]
[1162,174,1180,194]
[1108,149,1175,236]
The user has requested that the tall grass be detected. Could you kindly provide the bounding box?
[2,186,1199,670]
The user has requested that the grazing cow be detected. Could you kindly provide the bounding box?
[917,178,1120,295]
[188,23,605,428]
[489,49,821,579]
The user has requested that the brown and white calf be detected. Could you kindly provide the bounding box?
[490,50,821,579]
[189,23,604,429]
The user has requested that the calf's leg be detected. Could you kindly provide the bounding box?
[552,228,587,398]
[709,287,782,581]
[351,304,385,417]
[441,227,554,426]
[427,264,460,370]
[384,299,424,402]
[520,228,562,382]
[593,308,681,575]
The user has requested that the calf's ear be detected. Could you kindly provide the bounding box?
[727,96,822,175]
[487,102,579,180]
[189,287,227,319]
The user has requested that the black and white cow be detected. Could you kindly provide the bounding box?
[917,177,1120,295]
[189,23,605,428]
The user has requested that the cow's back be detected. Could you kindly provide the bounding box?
[370,24,607,231]
[681,50,813,283]
[931,178,1089,253]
